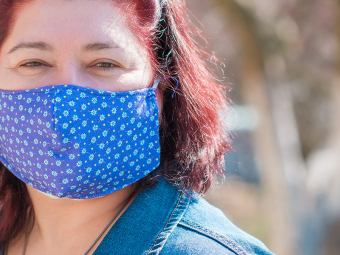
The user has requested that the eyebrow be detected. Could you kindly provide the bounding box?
[7,41,120,54]
[7,42,52,54]
[82,43,119,52]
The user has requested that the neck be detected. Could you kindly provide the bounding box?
[9,184,138,255]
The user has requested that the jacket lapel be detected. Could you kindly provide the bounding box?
[93,178,190,255]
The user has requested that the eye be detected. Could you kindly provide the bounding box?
[20,61,45,68]
[94,62,119,70]
[96,62,114,68]
[16,60,51,76]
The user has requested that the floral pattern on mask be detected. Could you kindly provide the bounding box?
[0,85,160,199]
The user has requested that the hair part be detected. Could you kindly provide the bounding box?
[0,0,232,246]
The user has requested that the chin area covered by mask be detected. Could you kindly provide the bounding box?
[35,188,105,200]
[0,83,160,199]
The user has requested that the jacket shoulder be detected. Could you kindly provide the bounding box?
[160,225,238,255]
[163,191,275,255]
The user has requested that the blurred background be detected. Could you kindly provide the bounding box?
[186,0,340,254]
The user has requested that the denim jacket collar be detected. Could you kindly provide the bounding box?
[93,178,190,255]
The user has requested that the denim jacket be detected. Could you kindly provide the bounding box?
[0,178,274,255]
[93,178,274,255]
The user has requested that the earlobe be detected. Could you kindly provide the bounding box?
[152,75,161,88]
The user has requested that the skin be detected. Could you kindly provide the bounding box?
[0,0,162,254]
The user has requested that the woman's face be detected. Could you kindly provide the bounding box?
[0,0,155,92]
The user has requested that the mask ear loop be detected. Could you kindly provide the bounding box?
[153,77,179,98]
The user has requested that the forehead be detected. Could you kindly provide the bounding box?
[3,0,139,52]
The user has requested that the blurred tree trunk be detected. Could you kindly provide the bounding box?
[209,0,296,254]
[307,2,340,254]
[307,0,340,221]
[328,0,340,159]
[327,0,340,215]
[323,0,340,220]
[332,3,340,144]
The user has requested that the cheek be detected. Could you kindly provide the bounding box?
[0,68,26,91]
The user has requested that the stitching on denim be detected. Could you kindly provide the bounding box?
[180,218,248,255]
[147,188,186,254]
[180,219,246,255]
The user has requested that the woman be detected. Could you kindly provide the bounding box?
[0,0,274,254]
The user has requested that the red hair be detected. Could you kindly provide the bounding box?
[0,0,232,246]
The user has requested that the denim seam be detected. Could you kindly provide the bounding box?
[147,188,188,255]
[179,218,248,255]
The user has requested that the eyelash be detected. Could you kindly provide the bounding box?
[95,62,118,70]
[20,61,118,70]
[20,61,44,68]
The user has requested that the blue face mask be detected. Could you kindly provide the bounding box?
[0,84,160,199]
